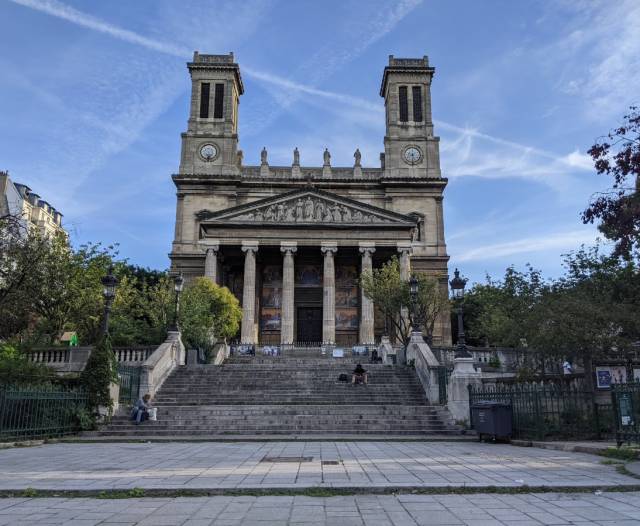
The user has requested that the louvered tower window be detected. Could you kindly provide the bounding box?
[412,86,423,122]
[199,83,210,118]
[214,83,224,118]
[399,86,408,122]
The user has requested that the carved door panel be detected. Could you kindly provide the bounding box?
[296,307,322,343]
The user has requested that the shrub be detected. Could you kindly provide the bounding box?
[80,334,117,414]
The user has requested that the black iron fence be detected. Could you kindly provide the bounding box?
[0,384,90,441]
[612,382,640,446]
[468,382,614,440]
[117,365,141,405]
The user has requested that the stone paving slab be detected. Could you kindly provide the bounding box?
[1,492,640,525]
[0,441,637,491]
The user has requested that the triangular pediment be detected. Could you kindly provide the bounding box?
[196,188,417,226]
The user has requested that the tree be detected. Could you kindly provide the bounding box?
[583,106,640,259]
[178,278,242,357]
[462,266,546,348]
[360,257,449,345]
[0,213,49,338]
[527,246,639,389]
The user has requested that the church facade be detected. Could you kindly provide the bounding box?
[170,52,451,347]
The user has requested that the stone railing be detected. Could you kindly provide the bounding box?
[139,332,185,399]
[25,346,92,373]
[113,346,157,364]
[432,346,526,372]
[405,332,441,403]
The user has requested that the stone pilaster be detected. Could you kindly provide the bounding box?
[397,244,412,340]
[321,242,338,344]
[240,242,258,344]
[359,243,375,345]
[203,243,220,284]
[280,242,297,345]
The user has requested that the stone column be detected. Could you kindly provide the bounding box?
[240,242,258,344]
[203,243,219,284]
[321,243,338,344]
[359,243,375,345]
[397,244,412,340]
[280,242,297,345]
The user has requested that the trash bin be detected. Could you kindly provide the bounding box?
[471,401,512,441]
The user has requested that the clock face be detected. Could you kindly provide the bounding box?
[403,146,422,165]
[199,143,218,161]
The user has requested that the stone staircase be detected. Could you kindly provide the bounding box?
[96,354,460,437]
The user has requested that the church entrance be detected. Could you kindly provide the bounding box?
[296,307,322,343]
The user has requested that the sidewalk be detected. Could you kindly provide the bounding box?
[0,441,636,492]
[2,492,640,525]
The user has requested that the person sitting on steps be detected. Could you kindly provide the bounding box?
[131,393,152,425]
[352,363,368,385]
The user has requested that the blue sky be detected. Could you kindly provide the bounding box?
[1,0,638,285]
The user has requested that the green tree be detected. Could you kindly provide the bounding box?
[360,257,449,345]
[462,266,546,348]
[178,278,242,357]
[583,106,640,260]
[528,246,640,390]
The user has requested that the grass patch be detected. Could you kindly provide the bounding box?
[601,459,625,465]
[5,485,640,499]
[601,447,640,462]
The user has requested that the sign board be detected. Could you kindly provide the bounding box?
[618,392,634,427]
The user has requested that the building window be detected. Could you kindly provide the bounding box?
[199,83,210,118]
[399,86,408,122]
[214,83,224,118]
[412,86,423,122]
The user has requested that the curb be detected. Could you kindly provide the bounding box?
[510,440,615,456]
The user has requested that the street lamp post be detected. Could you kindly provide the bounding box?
[171,273,184,332]
[101,266,118,336]
[449,268,470,358]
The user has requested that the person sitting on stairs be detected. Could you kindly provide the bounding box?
[352,363,368,385]
[131,393,152,425]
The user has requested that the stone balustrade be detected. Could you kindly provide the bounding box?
[138,332,185,399]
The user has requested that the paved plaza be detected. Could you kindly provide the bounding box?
[2,492,640,525]
[0,441,636,491]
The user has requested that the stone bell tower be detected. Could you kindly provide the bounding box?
[179,52,244,176]
[380,55,441,178]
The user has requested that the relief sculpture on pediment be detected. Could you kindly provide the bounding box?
[211,195,400,224]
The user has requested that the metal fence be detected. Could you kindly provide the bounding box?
[436,366,450,404]
[612,382,640,446]
[117,365,141,405]
[468,382,614,440]
[0,384,89,441]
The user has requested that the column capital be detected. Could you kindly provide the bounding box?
[321,242,338,255]
[397,243,412,256]
[199,240,220,253]
[241,241,259,254]
[280,242,298,255]
[358,242,376,256]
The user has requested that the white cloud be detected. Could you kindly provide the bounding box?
[9,0,191,57]
[546,0,640,122]
[455,229,598,263]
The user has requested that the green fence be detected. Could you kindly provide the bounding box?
[117,365,141,405]
[0,384,90,441]
[436,366,450,404]
[612,382,640,446]
[468,383,614,440]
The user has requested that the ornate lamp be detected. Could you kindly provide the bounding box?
[449,268,470,358]
[100,266,118,335]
